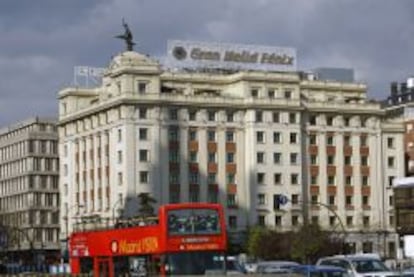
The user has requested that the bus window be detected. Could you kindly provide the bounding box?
[167,208,220,235]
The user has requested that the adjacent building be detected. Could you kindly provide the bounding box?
[0,117,60,265]
[383,77,414,176]
[58,41,405,258]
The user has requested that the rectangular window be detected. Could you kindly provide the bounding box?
[258,215,265,226]
[189,110,197,121]
[140,171,148,183]
[139,128,148,140]
[208,111,216,121]
[272,112,280,123]
[273,152,282,164]
[258,194,266,205]
[226,131,234,142]
[139,108,147,119]
[327,155,335,165]
[189,151,198,163]
[207,130,216,142]
[268,89,275,98]
[118,172,123,186]
[257,131,265,143]
[328,175,335,185]
[273,132,281,143]
[117,150,122,164]
[344,135,351,146]
[228,216,237,229]
[208,173,216,184]
[290,153,298,165]
[291,174,298,185]
[362,175,369,186]
[257,152,265,164]
[208,152,216,163]
[290,133,297,144]
[227,194,237,207]
[227,111,234,122]
[345,176,352,186]
[168,128,178,141]
[327,135,334,145]
[289,113,296,124]
[361,136,367,146]
[189,130,197,141]
[274,173,282,185]
[226,173,235,184]
[387,137,395,148]
[251,88,259,98]
[344,156,351,165]
[257,173,265,184]
[169,108,178,120]
[362,196,369,206]
[292,215,299,226]
[309,115,316,125]
[346,216,353,226]
[309,134,317,145]
[326,116,334,126]
[256,111,263,122]
[275,216,282,226]
[388,157,395,168]
[388,176,394,187]
[346,196,353,205]
[138,82,147,93]
[284,90,292,99]
[310,155,317,165]
[139,149,148,162]
[226,152,235,163]
[189,172,199,183]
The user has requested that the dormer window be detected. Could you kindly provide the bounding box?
[138,81,147,94]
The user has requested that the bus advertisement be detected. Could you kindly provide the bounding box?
[69,203,227,276]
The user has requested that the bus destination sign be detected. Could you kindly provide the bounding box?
[166,40,296,72]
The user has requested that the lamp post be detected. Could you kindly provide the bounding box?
[64,204,84,263]
[276,194,347,253]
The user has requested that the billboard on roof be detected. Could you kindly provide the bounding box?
[166,40,296,72]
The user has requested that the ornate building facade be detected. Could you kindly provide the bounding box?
[58,48,404,258]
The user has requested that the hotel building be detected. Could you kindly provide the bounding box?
[0,117,60,264]
[58,42,404,257]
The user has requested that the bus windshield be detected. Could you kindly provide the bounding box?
[167,208,220,235]
[165,251,225,275]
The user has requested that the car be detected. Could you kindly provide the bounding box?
[292,265,350,277]
[255,260,300,274]
[316,254,399,277]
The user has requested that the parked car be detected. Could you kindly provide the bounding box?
[292,265,350,277]
[255,261,300,274]
[316,254,399,277]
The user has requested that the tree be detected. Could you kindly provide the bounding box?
[137,192,157,217]
[245,223,344,263]
[290,224,343,264]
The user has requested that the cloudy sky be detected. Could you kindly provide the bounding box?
[1,0,414,127]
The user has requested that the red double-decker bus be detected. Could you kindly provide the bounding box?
[69,203,227,276]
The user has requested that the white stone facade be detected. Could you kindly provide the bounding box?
[58,51,405,257]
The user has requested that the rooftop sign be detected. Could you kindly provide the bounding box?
[166,40,296,72]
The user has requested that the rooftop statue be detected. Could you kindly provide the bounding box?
[115,19,136,51]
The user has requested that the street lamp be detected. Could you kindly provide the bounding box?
[276,194,347,253]
[64,204,84,263]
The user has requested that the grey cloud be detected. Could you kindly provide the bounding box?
[1,0,414,126]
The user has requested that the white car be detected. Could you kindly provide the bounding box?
[316,254,399,277]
